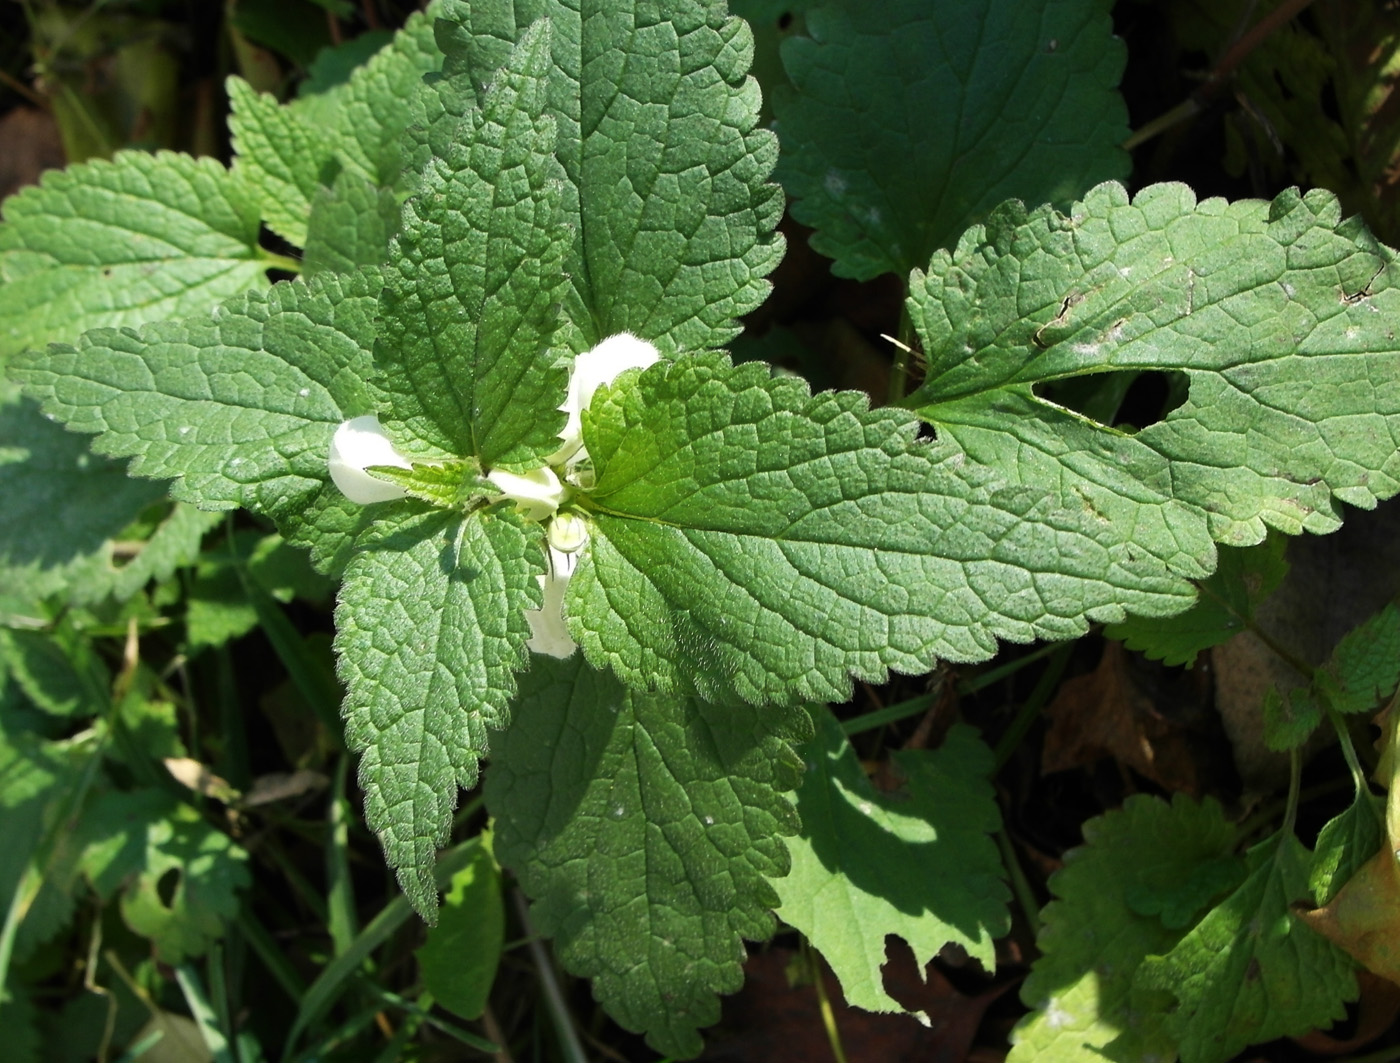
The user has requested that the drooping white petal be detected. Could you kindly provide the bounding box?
[327,415,414,504]
[486,465,566,521]
[547,510,589,554]
[551,332,660,462]
[525,545,578,657]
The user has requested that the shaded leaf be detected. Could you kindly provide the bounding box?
[773,706,1007,1013]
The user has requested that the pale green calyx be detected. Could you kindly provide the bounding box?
[327,415,415,504]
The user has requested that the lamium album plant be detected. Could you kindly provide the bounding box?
[4,0,1400,1059]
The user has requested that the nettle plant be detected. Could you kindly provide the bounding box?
[6,0,1400,1058]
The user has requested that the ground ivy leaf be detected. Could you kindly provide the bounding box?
[1136,833,1356,1063]
[772,706,1007,1013]
[335,506,543,918]
[573,354,1196,705]
[1008,794,1238,1063]
[11,269,381,519]
[230,6,443,247]
[303,172,401,276]
[377,21,568,468]
[910,183,1400,559]
[433,0,784,355]
[1107,535,1289,666]
[773,0,1128,281]
[486,654,806,1059]
[1316,602,1400,714]
[114,801,251,965]
[0,151,267,358]
[1310,789,1385,906]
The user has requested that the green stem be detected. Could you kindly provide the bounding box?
[997,828,1042,938]
[806,943,848,1063]
[259,251,303,275]
[992,643,1073,772]
[885,304,918,405]
[511,889,587,1063]
[1282,747,1303,840]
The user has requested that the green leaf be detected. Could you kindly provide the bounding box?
[230,6,444,247]
[226,77,334,249]
[11,269,380,519]
[415,840,504,1020]
[772,706,1007,1013]
[303,172,400,276]
[1311,790,1385,906]
[1135,833,1356,1063]
[773,0,1128,280]
[1262,686,1322,753]
[115,801,251,964]
[0,623,108,718]
[910,183,1400,591]
[1107,535,1289,666]
[433,0,783,353]
[0,382,168,603]
[0,987,40,1063]
[377,21,569,468]
[486,654,806,1059]
[0,151,268,358]
[1316,601,1400,714]
[573,354,1195,705]
[1263,601,1400,751]
[335,507,543,917]
[1009,794,1238,1063]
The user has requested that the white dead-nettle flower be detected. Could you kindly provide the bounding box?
[483,465,566,521]
[550,332,661,466]
[327,415,416,504]
[326,334,660,657]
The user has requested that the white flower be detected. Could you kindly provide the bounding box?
[550,332,660,464]
[525,543,580,658]
[485,465,566,521]
[327,415,415,504]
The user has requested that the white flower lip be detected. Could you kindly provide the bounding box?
[485,465,566,521]
[551,332,660,463]
[525,545,579,658]
[328,415,414,504]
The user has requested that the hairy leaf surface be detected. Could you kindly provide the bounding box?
[486,654,806,1058]
[573,354,1197,705]
[0,152,267,358]
[911,183,1400,560]
[377,22,568,467]
[12,270,380,518]
[428,0,783,355]
[773,707,1007,1013]
[230,6,443,246]
[336,507,543,916]
[1009,794,1238,1063]
[774,0,1128,279]
[1136,834,1356,1063]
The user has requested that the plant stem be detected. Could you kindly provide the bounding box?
[1282,747,1303,839]
[806,943,848,1063]
[997,828,1042,938]
[511,889,587,1063]
[992,643,1073,772]
[1123,0,1319,151]
[885,304,918,404]
[260,251,303,275]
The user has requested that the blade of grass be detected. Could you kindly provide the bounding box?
[283,836,484,1061]
[327,755,358,956]
[235,910,307,1001]
[174,962,238,1063]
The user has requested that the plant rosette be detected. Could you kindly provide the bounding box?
[326,331,660,657]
